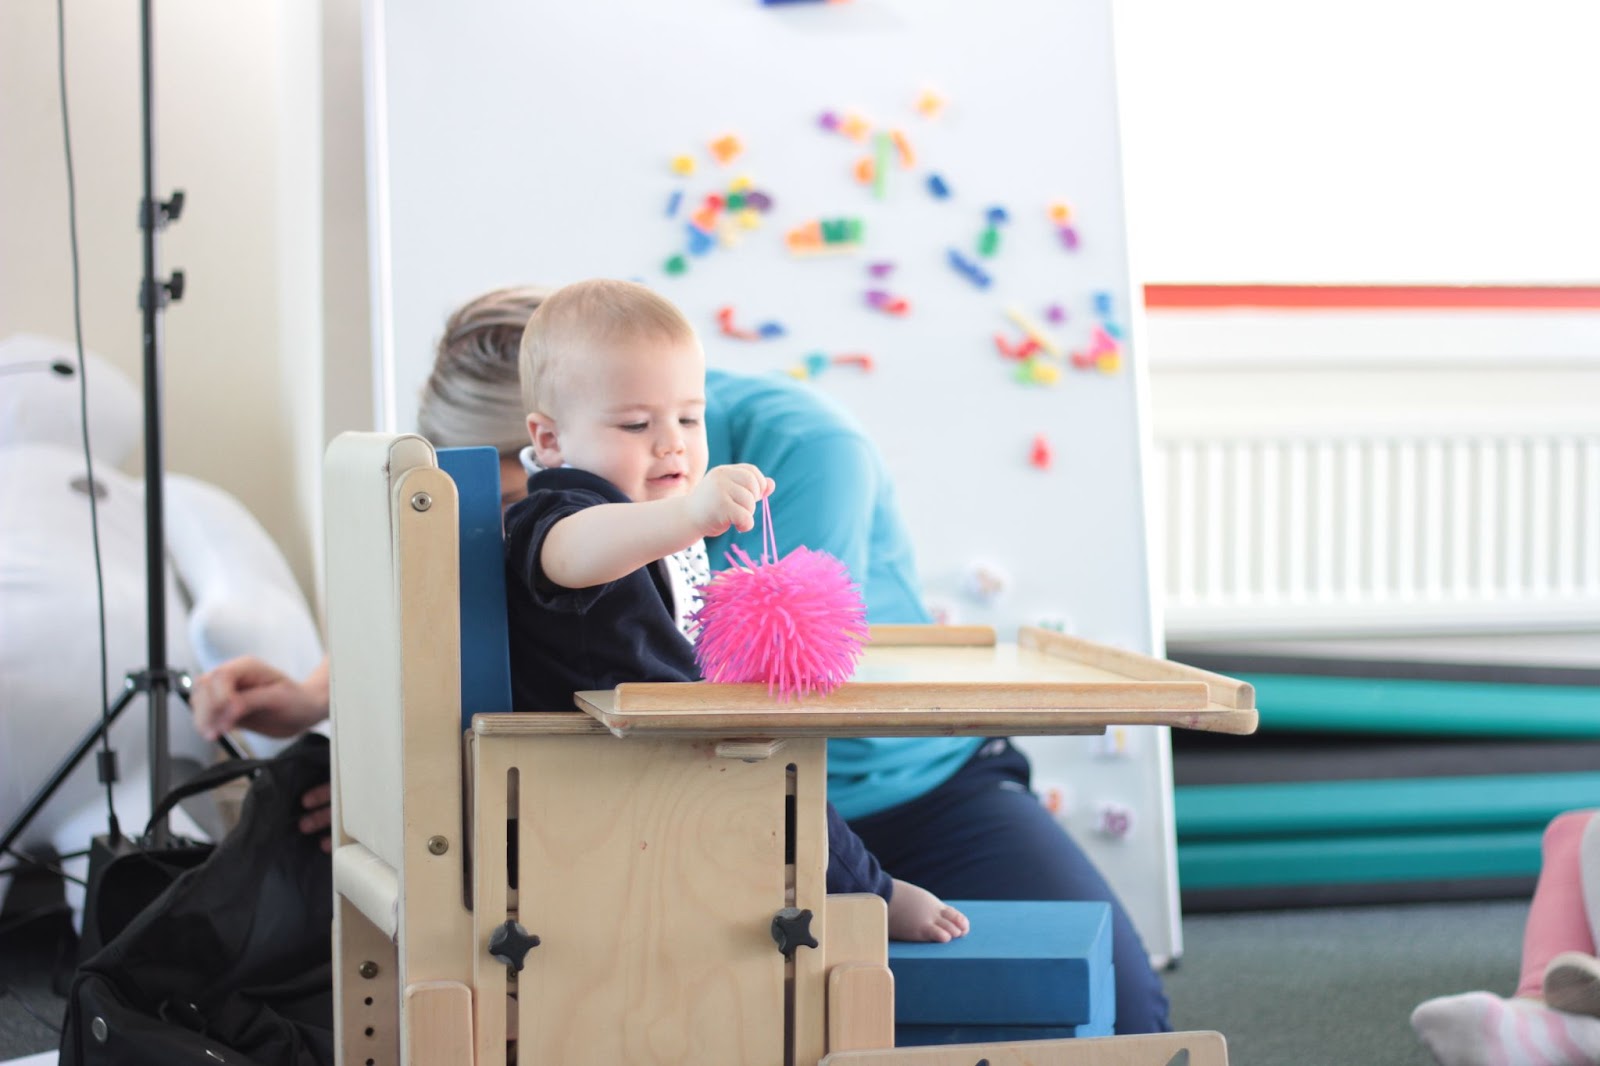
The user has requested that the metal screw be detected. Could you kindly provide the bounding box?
[91,1017,108,1043]
[410,491,432,512]
[359,961,379,979]
[427,835,449,855]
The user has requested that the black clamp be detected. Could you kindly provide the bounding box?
[769,907,818,957]
[139,272,184,311]
[139,190,185,230]
[488,919,541,972]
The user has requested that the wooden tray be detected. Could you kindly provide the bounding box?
[566,626,1257,740]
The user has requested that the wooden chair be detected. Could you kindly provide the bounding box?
[323,431,1255,1066]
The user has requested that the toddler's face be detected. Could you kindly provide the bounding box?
[534,335,708,503]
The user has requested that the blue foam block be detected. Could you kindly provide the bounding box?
[889,900,1112,1027]
[437,447,513,727]
[897,1025,1080,1045]
[896,959,1116,1046]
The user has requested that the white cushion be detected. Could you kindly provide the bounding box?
[0,444,211,863]
[164,473,323,679]
[0,333,142,467]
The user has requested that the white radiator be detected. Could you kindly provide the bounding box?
[1155,432,1600,638]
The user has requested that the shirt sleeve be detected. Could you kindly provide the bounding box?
[503,485,619,614]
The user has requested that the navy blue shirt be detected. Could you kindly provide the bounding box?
[503,467,698,713]
[501,464,892,900]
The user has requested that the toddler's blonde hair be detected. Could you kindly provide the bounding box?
[519,279,697,418]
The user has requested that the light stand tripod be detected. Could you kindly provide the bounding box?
[131,0,184,851]
[0,0,235,873]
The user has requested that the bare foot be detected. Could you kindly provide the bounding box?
[886,879,970,943]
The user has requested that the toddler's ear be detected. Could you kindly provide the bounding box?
[527,412,563,470]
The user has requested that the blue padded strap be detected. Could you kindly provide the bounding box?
[437,447,513,726]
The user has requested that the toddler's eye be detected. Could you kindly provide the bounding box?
[679,417,701,427]
[619,422,648,432]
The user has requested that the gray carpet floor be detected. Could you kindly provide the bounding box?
[1166,900,1527,1066]
[0,898,1529,1064]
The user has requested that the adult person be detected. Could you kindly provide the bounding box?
[193,284,1171,1033]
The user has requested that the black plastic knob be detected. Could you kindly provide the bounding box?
[488,919,541,972]
[769,907,818,957]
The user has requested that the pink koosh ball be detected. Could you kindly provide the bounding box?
[692,544,869,701]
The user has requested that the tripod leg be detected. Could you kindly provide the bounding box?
[0,684,139,860]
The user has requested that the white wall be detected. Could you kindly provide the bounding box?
[1115,0,1600,284]
[6,0,1594,634]
[319,0,375,501]
[1148,367,1600,440]
[1111,0,1600,649]
[0,0,330,607]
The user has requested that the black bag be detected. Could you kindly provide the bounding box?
[59,733,335,1066]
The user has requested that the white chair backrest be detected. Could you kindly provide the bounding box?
[324,431,460,870]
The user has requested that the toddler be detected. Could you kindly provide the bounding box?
[502,278,968,943]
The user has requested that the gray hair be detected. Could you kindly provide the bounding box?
[415,285,551,453]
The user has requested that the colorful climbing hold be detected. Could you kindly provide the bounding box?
[709,134,743,165]
[947,248,991,288]
[891,129,915,169]
[1029,434,1053,471]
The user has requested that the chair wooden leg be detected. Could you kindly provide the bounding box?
[825,894,894,1053]
[336,894,399,1066]
[827,963,895,1052]
[404,981,474,1065]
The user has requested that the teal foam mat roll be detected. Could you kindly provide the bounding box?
[1238,673,1600,736]
[1178,826,1545,890]
[1177,771,1600,839]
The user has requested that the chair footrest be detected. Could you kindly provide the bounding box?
[889,901,1114,1029]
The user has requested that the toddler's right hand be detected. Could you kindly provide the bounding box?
[688,464,774,537]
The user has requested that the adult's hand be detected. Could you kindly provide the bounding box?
[298,782,334,853]
[191,655,330,742]
[192,655,334,848]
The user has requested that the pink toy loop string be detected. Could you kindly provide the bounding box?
[760,494,777,565]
